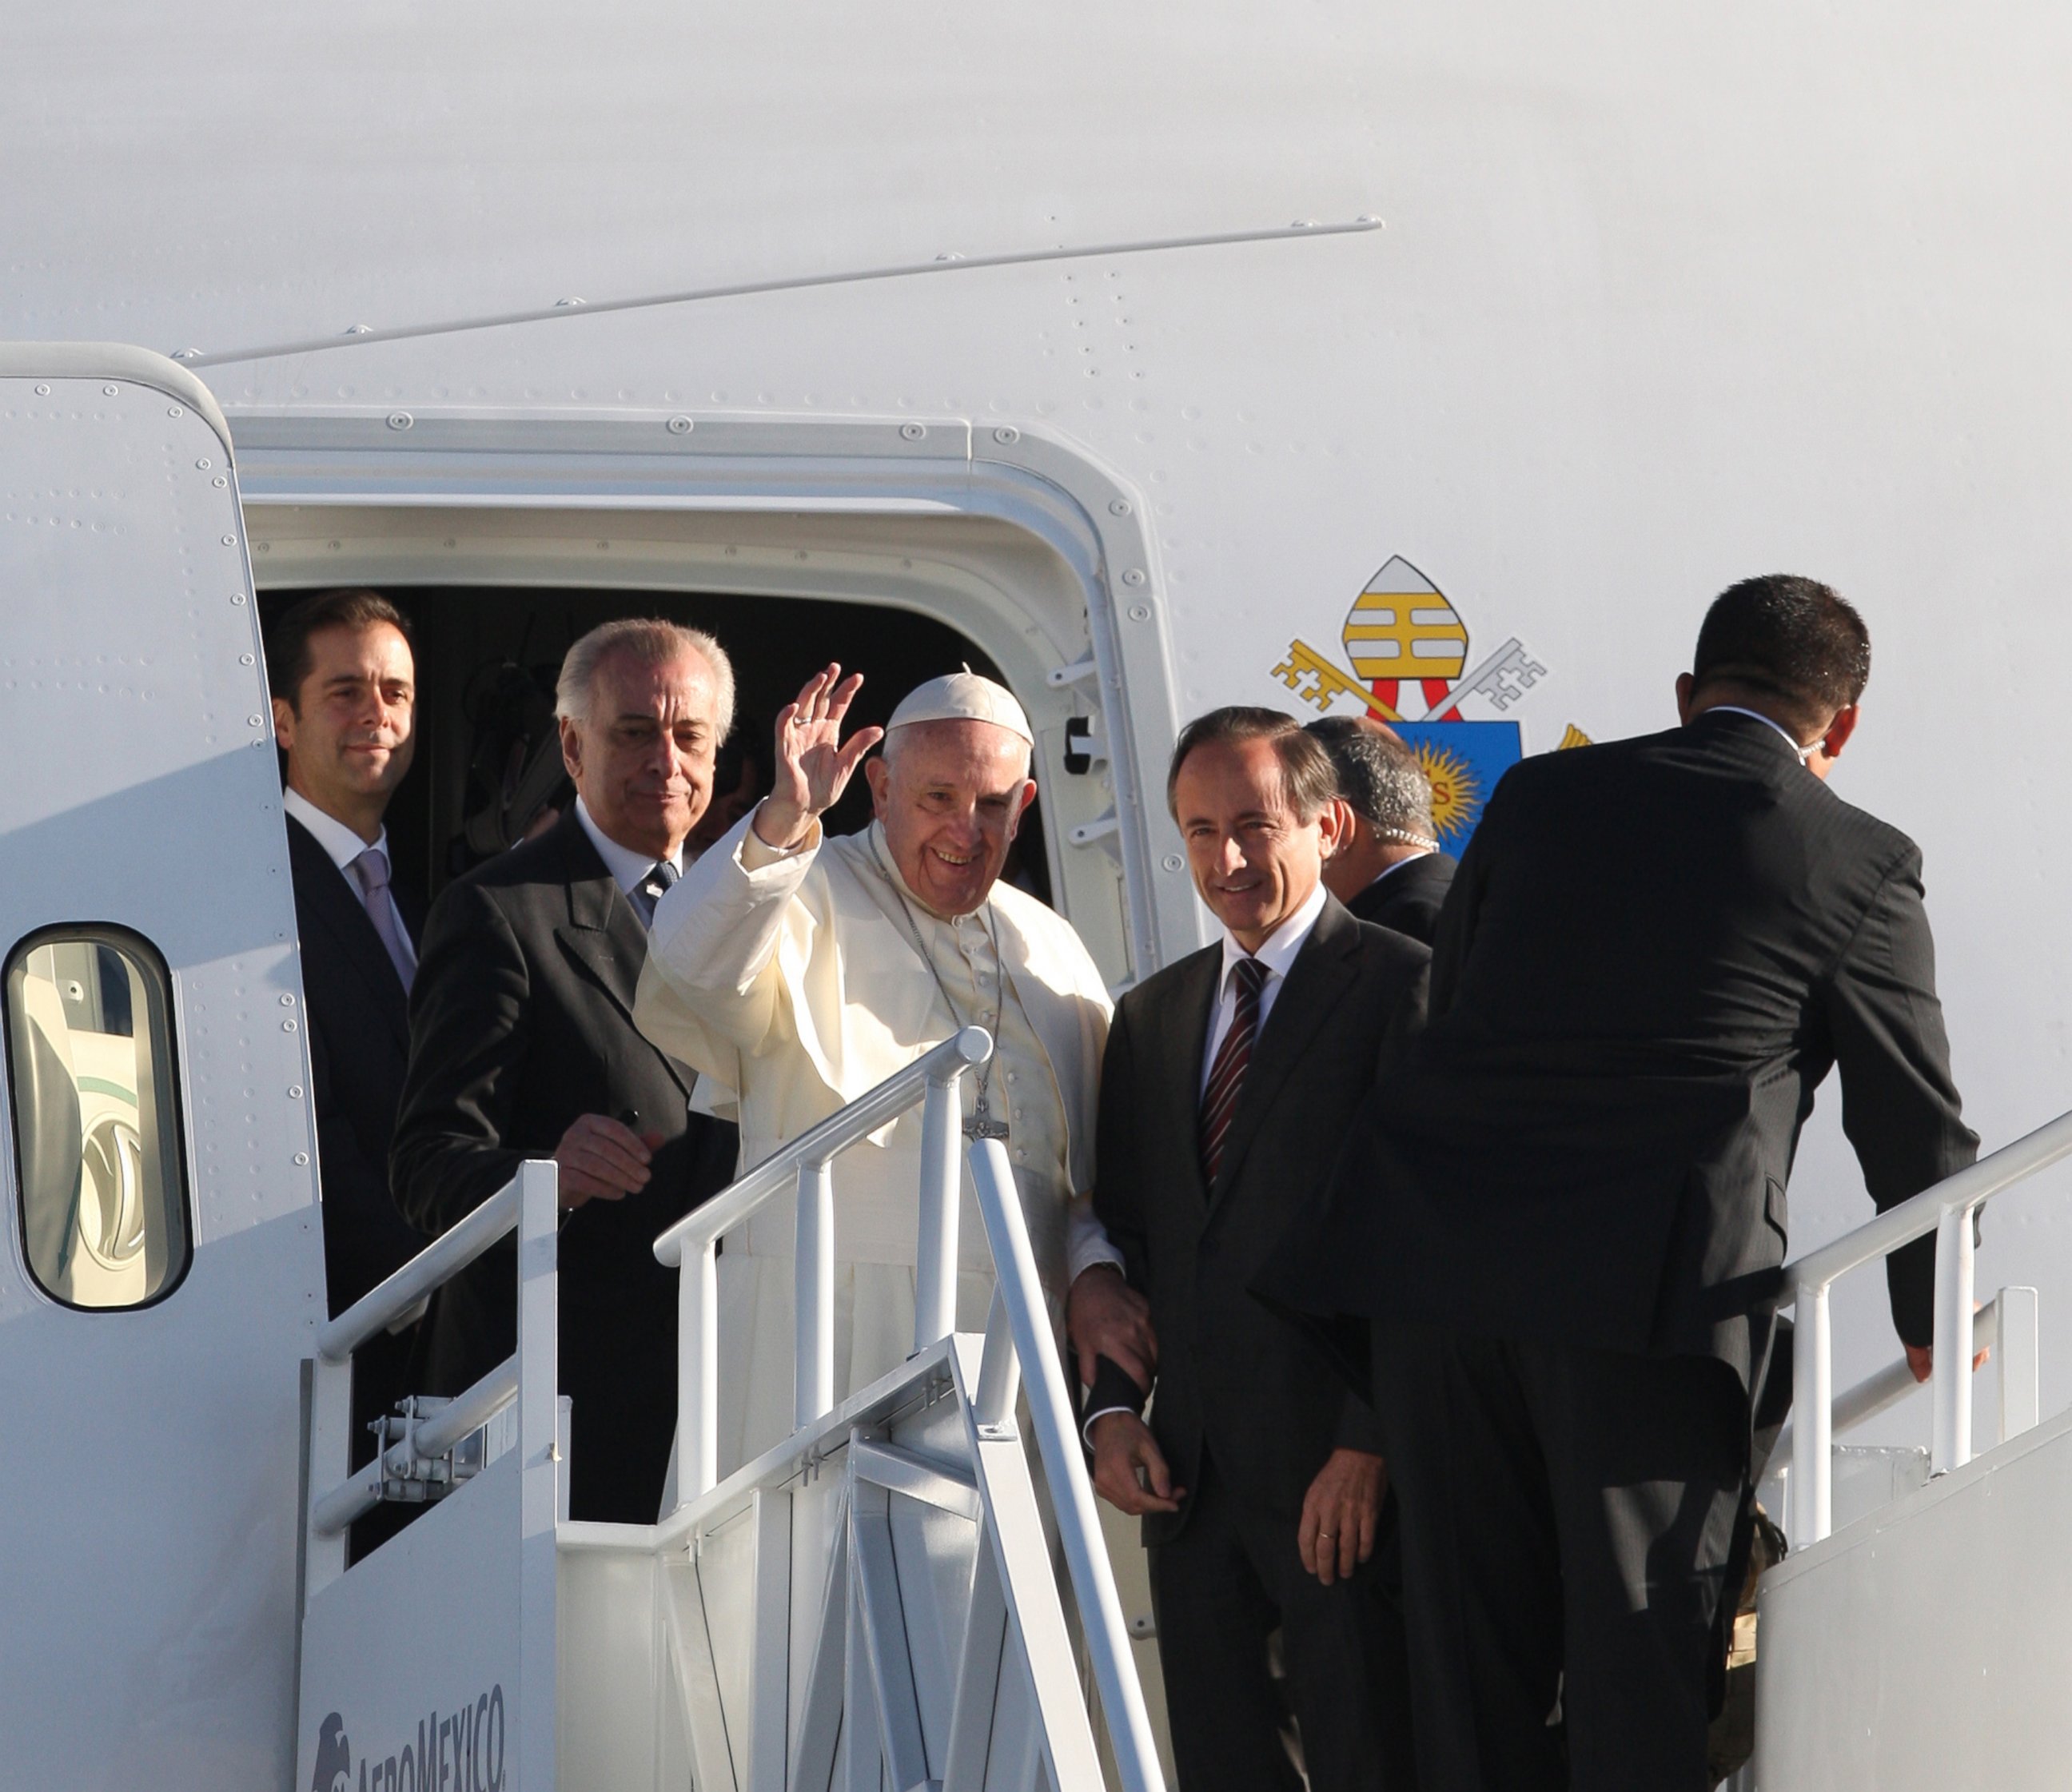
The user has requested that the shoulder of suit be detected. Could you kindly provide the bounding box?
[1334,907,1434,974]
[1117,939,1221,1018]
[421,826,576,942]
[1803,779,1921,877]
[448,813,594,896]
[282,809,334,874]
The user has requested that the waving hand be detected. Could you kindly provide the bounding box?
[753,664,885,850]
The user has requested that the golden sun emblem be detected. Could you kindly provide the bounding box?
[1413,739,1482,841]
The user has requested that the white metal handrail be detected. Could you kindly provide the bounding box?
[311,1356,521,1538]
[1783,1108,2072,1543]
[305,1162,557,1547]
[648,1025,1166,1792]
[652,1024,992,1499]
[966,1133,1166,1792]
[1771,1289,2041,1467]
[316,1177,521,1364]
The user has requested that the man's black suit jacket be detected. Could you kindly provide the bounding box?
[390,810,736,1520]
[1293,710,1977,1393]
[1346,851,1456,946]
[1094,896,1429,1540]
[287,814,428,1315]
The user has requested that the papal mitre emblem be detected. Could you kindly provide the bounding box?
[1344,556,1470,711]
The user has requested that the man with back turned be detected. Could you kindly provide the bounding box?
[1288,575,1978,1790]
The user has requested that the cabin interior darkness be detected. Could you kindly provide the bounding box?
[256,584,1053,911]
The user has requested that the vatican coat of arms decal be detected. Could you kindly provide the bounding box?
[1271,556,1590,855]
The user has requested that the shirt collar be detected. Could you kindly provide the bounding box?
[1365,849,1432,890]
[1706,705,1813,759]
[284,786,387,874]
[1218,878,1329,992]
[573,795,681,896]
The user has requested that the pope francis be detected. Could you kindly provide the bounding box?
[636,663,1152,1472]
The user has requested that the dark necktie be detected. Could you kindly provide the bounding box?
[1200,955,1268,1183]
[631,858,679,930]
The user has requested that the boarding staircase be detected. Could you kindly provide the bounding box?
[1739,1107,2072,1791]
[293,1017,2072,1792]
[293,1026,1162,1792]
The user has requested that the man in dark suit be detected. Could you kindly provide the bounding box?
[1077,707,1428,1792]
[1307,715,1456,945]
[267,588,430,1554]
[1294,576,1978,1790]
[392,618,739,1523]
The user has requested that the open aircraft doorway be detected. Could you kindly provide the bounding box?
[255,582,1057,926]
[231,408,1206,992]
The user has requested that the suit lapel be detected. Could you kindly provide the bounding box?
[1160,946,1224,1212]
[287,816,411,1052]
[1209,899,1363,1203]
[548,815,691,1099]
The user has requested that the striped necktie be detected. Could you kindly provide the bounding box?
[1201,955,1268,1184]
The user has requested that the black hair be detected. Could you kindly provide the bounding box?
[1691,575,1870,733]
[265,588,413,714]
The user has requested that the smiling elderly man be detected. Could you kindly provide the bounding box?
[635,664,1150,1470]
[392,617,739,1523]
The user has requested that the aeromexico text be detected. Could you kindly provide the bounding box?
[327,1687,505,1792]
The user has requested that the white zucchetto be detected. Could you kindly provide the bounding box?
[885,666,1034,745]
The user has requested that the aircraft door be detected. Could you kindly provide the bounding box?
[0,345,321,1790]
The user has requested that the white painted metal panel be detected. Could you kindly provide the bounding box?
[14,0,2072,1410]
[297,1455,525,1792]
[1758,1406,2072,1790]
[0,345,321,1790]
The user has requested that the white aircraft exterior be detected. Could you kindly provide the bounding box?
[6,5,2072,1788]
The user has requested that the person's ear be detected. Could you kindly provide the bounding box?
[271,695,297,752]
[1317,796,1353,858]
[1674,671,1696,725]
[863,754,891,818]
[1006,779,1038,838]
[1823,704,1859,757]
[558,715,584,783]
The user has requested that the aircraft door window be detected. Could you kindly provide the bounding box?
[4,929,189,1308]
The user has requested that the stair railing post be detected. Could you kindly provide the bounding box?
[679,1236,719,1503]
[795,1156,836,1429]
[1995,1284,2040,1444]
[967,1136,1166,1792]
[1931,1205,1975,1475]
[972,1284,1021,1432]
[913,1059,967,1352]
[1791,1278,1832,1546]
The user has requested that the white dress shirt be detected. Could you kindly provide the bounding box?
[1198,878,1329,1094]
[573,795,683,895]
[284,787,417,981]
[1086,878,1332,1441]
[1707,705,1814,760]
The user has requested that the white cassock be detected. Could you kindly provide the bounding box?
[634,810,1122,1474]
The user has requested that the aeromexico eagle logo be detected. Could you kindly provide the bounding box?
[312,1689,507,1792]
[1270,556,1593,853]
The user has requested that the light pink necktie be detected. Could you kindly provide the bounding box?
[349,846,415,993]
